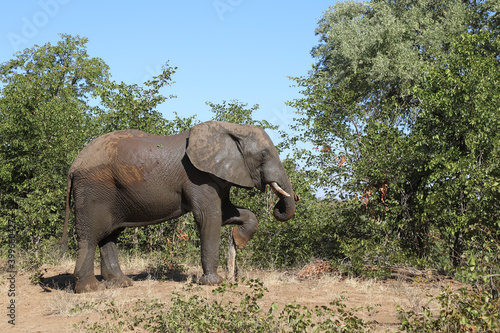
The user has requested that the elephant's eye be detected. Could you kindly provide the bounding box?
[261,149,269,160]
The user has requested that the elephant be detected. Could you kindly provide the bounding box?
[58,120,297,293]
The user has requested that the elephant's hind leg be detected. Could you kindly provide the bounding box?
[99,232,133,289]
[74,239,104,293]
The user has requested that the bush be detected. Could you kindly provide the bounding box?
[74,278,375,332]
[398,283,500,332]
[399,231,500,332]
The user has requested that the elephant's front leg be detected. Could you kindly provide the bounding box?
[193,196,224,285]
[222,204,258,249]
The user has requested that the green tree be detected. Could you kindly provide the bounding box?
[414,32,500,266]
[309,0,469,122]
[97,64,196,136]
[207,100,277,130]
[288,0,499,264]
[0,35,187,252]
[0,35,110,249]
[290,0,475,195]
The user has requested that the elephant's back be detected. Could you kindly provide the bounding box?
[69,129,152,173]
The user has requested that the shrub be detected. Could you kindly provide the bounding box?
[75,278,375,332]
[398,283,500,332]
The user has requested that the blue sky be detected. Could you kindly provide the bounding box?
[1,1,334,143]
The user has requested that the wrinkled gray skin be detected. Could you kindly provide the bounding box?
[58,121,296,293]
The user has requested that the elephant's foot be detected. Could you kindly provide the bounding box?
[74,276,105,294]
[104,275,134,289]
[232,226,250,249]
[199,273,223,285]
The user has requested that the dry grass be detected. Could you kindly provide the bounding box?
[117,253,152,272]
[47,287,119,317]
[388,276,441,315]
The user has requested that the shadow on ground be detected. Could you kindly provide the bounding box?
[40,268,190,293]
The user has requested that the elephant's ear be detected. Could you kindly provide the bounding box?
[186,121,254,187]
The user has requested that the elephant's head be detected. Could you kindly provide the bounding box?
[186,121,296,221]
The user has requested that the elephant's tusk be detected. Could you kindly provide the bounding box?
[270,182,291,198]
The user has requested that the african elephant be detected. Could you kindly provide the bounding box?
[58,121,296,293]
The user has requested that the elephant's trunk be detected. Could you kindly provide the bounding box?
[271,182,297,221]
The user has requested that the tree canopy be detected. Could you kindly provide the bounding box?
[289,0,500,266]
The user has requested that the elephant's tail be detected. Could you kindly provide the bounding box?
[57,174,73,253]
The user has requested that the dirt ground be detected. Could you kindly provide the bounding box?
[1,259,449,332]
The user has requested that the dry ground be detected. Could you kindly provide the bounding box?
[0,257,450,332]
